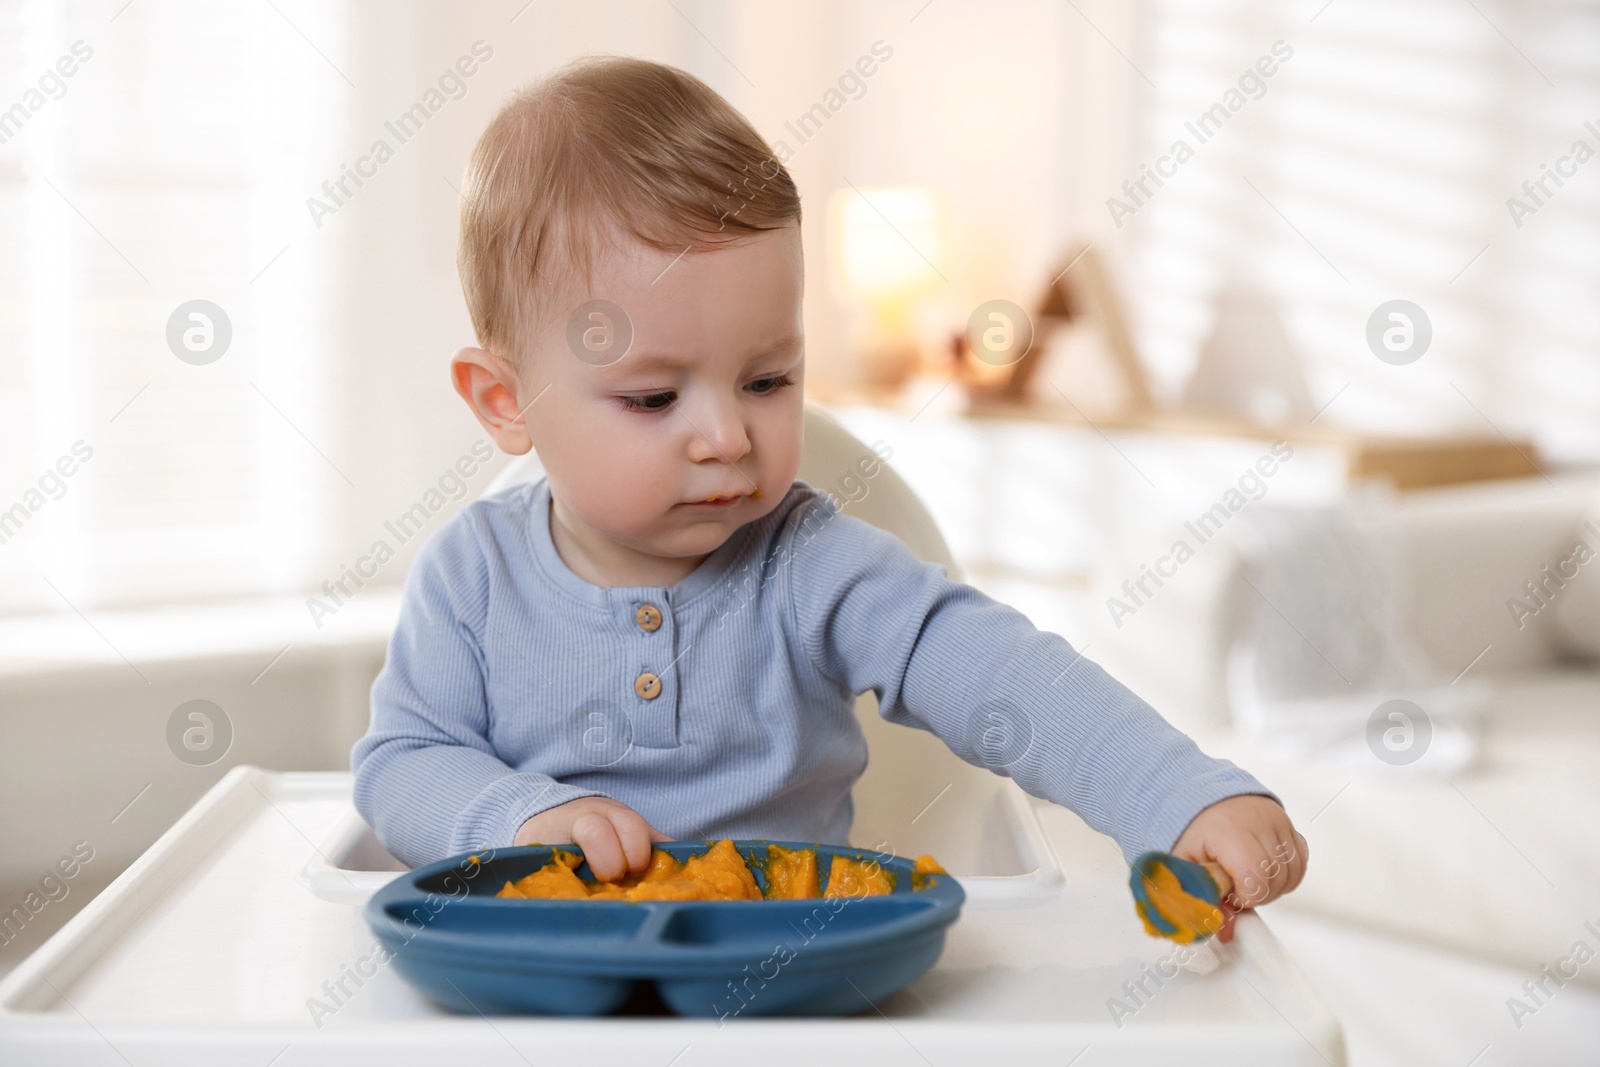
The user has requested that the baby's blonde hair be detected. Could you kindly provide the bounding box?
[457,55,802,366]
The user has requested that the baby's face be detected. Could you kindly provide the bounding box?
[520,224,805,564]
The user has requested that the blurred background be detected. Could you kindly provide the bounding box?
[2,0,1599,1061]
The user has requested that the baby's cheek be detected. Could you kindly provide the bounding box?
[604,484,668,525]
[570,471,676,533]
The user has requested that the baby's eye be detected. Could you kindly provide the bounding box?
[747,373,796,396]
[617,391,675,413]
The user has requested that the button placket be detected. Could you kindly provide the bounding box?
[626,592,679,748]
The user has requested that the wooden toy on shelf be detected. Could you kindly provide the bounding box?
[941,242,1542,491]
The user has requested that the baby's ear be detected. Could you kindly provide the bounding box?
[450,346,534,456]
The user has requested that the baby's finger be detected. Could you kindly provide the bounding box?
[1216,839,1278,910]
[1248,826,1303,906]
[570,811,626,882]
[609,809,657,873]
[1284,831,1309,893]
[1209,856,1253,911]
[1267,822,1308,901]
[1252,837,1292,906]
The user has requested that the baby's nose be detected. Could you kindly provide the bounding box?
[685,406,752,461]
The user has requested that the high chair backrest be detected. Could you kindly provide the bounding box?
[481,400,962,582]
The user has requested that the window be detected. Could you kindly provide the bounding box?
[1121,0,1599,465]
[0,0,352,612]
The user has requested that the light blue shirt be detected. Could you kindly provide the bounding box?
[352,476,1277,868]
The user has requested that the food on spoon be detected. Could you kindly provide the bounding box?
[1128,851,1230,944]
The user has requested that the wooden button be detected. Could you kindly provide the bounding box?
[635,604,662,632]
[634,672,662,700]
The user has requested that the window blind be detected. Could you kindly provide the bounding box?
[1121,0,1598,465]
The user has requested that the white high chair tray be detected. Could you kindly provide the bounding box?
[0,767,1343,1066]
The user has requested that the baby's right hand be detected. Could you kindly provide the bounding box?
[513,797,673,882]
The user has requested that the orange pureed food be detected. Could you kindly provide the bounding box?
[496,839,948,902]
[910,853,947,890]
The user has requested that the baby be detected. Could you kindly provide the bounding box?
[351,56,1306,927]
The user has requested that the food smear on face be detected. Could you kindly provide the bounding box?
[495,839,945,901]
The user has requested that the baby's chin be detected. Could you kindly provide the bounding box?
[626,495,778,554]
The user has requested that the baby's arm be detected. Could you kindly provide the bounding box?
[785,495,1304,904]
[351,515,612,868]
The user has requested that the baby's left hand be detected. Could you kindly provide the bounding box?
[1170,794,1307,943]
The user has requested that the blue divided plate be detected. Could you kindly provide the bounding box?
[364,839,965,1018]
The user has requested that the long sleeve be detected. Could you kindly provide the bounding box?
[785,496,1278,864]
[350,515,606,867]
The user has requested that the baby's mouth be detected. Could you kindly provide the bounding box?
[694,486,761,505]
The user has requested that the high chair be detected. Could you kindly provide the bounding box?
[0,403,1343,1063]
